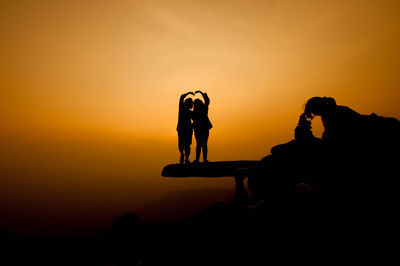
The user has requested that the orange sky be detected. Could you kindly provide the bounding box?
[1,0,399,235]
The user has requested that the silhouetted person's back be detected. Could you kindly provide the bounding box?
[305,97,366,148]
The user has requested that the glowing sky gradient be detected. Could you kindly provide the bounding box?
[1,0,399,235]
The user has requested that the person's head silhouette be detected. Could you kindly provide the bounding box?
[304,97,336,119]
[183,98,193,110]
[193,99,204,113]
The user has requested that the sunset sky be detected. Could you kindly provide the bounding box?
[1,0,399,235]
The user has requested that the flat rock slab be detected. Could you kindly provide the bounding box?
[162,160,260,178]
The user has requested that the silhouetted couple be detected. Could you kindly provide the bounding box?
[177,91,213,164]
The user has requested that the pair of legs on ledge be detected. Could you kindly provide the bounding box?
[178,129,209,164]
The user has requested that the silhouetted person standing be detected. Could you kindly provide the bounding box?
[177,92,194,164]
[192,91,213,163]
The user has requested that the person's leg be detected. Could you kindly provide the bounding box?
[194,131,201,163]
[184,145,191,164]
[202,144,207,162]
[184,130,193,164]
[203,131,209,162]
[195,144,201,163]
[178,132,184,164]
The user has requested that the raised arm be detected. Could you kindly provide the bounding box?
[195,90,210,107]
[179,92,194,106]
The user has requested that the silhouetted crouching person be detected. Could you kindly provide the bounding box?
[303,97,400,199]
[177,92,194,164]
[249,96,400,207]
[193,90,213,163]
